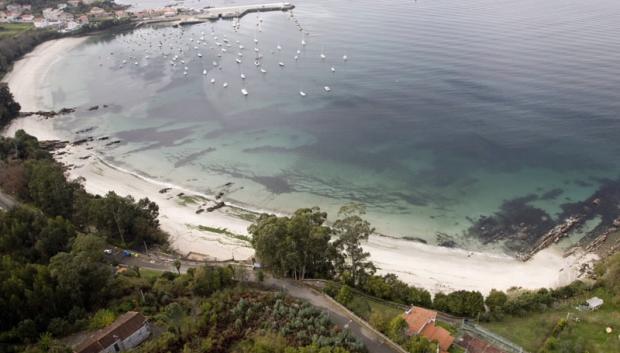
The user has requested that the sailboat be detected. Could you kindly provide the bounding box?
[223,82,229,88]
[202,69,207,75]
[299,91,307,97]
[324,86,331,92]
[210,78,216,84]
[240,73,247,79]
[241,88,249,96]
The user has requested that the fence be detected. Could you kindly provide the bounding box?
[461,323,528,353]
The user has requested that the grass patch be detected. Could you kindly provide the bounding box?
[346,291,403,322]
[196,225,252,243]
[483,288,620,352]
[0,23,33,38]
[176,194,206,206]
[436,320,458,335]
[140,268,164,280]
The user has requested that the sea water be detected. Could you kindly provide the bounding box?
[39,0,620,248]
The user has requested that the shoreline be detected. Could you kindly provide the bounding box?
[1,37,599,295]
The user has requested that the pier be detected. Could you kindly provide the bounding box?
[137,2,295,27]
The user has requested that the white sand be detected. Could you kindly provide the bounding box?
[2,37,598,295]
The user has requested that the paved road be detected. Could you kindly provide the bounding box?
[0,190,16,210]
[116,251,399,353]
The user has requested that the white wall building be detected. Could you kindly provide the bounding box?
[74,312,151,353]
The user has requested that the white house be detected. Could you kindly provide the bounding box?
[74,312,151,353]
[585,297,604,310]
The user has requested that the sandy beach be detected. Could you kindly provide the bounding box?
[2,37,598,295]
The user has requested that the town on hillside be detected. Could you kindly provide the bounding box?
[0,0,188,33]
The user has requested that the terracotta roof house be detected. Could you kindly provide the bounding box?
[74,311,150,353]
[403,307,454,353]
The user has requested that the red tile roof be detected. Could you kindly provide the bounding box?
[403,306,454,352]
[74,311,147,353]
[404,306,437,335]
[420,322,455,352]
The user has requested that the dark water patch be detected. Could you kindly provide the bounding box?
[251,175,295,194]
[115,124,197,144]
[574,180,593,187]
[468,193,555,252]
[174,147,216,168]
[558,178,620,245]
[243,145,300,154]
[391,192,430,207]
[540,188,563,200]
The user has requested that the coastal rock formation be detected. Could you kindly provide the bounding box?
[469,179,620,260]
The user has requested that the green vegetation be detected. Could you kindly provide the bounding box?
[196,224,251,242]
[0,23,34,39]
[122,269,364,353]
[481,253,620,353]
[0,82,21,129]
[0,132,169,352]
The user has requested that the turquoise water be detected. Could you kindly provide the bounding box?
[42,0,620,248]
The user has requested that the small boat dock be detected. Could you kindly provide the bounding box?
[137,3,295,27]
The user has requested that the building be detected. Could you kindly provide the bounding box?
[68,0,82,6]
[74,311,150,353]
[89,7,107,17]
[585,297,604,310]
[19,14,34,22]
[403,307,454,353]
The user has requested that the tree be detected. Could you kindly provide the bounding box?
[89,191,167,246]
[336,285,354,306]
[485,289,508,312]
[174,259,181,274]
[25,159,78,219]
[332,203,376,286]
[0,83,20,129]
[387,316,408,344]
[249,208,335,280]
[48,234,114,310]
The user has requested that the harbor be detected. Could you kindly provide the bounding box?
[137,2,295,26]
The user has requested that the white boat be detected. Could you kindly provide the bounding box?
[320,53,326,60]
[296,50,301,54]
[202,69,207,75]
[331,67,336,72]
[183,71,188,76]
[299,91,307,97]
[324,86,331,92]
[241,73,246,79]
[212,61,218,66]
[301,39,306,46]
[278,62,285,67]
[294,55,299,61]
[184,66,188,71]
[197,53,202,57]
[260,68,267,73]
[241,88,248,96]
[254,38,258,44]
[343,55,348,61]
[236,58,242,64]
[277,44,282,51]
[223,82,229,88]
[239,45,245,50]
[210,78,216,84]
[254,47,259,52]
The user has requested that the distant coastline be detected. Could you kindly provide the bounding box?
[1,36,598,295]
